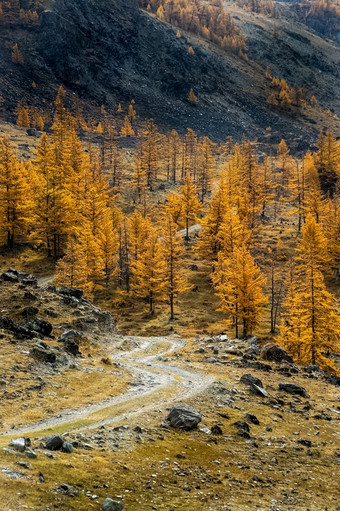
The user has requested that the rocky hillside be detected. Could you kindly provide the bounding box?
[0,0,339,149]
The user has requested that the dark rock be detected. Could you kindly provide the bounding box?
[27,128,37,136]
[261,343,293,363]
[278,383,307,397]
[0,316,15,331]
[233,421,250,438]
[167,405,202,430]
[245,413,260,425]
[326,375,340,386]
[240,374,263,388]
[298,439,312,448]
[211,425,223,435]
[249,383,269,397]
[57,286,83,299]
[102,498,124,511]
[30,345,56,364]
[63,338,81,356]
[1,271,19,282]
[45,435,64,451]
[19,318,53,337]
[190,264,198,271]
[21,307,39,319]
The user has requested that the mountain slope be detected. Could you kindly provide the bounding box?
[0,0,339,149]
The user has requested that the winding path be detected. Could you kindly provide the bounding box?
[1,336,214,438]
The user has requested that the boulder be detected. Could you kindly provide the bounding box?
[1,270,19,283]
[16,318,52,339]
[233,421,250,438]
[326,375,340,387]
[28,319,53,336]
[58,329,82,342]
[19,274,38,287]
[10,438,27,452]
[261,343,293,363]
[27,128,37,136]
[30,345,56,364]
[61,441,73,453]
[249,383,269,397]
[63,338,81,356]
[278,383,307,397]
[102,498,124,511]
[167,405,202,430]
[245,413,260,425]
[211,424,223,435]
[45,435,64,451]
[57,286,83,299]
[240,374,263,388]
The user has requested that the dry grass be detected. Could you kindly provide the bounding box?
[0,344,339,510]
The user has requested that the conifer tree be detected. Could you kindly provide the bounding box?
[197,180,229,261]
[0,137,31,249]
[16,104,30,127]
[121,115,135,137]
[212,243,267,338]
[278,214,340,372]
[140,119,161,190]
[98,209,119,286]
[178,172,202,240]
[131,227,166,314]
[161,213,189,320]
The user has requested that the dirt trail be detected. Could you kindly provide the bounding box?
[1,336,214,437]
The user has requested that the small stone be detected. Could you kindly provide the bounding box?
[61,441,74,453]
[102,498,124,511]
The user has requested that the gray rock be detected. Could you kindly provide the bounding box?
[167,405,202,430]
[30,345,56,364]
[261,343,293,363]
[10,438,26,452]
[278,382,307,397]
[57,483,78,496]
[98,311,112,325]
[58,329,82,341]
[61,441,73,453]
[102,498,124,511]
[249,383,269,397]
[26,448,37,459]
